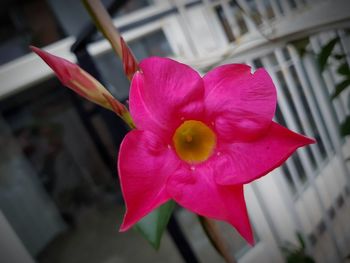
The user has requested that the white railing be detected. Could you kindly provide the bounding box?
[0,0,350,262]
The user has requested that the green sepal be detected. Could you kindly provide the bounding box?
[134,201,175,249]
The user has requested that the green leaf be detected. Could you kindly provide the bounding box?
[296,232,305,250]
[337,63,350,76]
[290,38,309,57]
[333,53,346,60]
[340,116,350,137]
[331,79,350,99]
[282,233,316,263]
[134,201,175,249]
[317,37,339,72]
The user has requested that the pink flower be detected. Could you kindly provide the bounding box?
[119,57,315,244]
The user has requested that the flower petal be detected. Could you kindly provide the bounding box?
[129,57,204,139]
[203,64,277,142]
[215,122,316,185]
[118,130,181,231]
[166,166,254,244]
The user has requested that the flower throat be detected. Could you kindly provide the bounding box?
[172,120,216,163]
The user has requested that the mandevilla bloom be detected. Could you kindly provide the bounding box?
[119,57,315,244]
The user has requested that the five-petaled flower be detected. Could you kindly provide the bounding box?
[119,57,315,244]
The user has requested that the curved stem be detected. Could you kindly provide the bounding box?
[82,0,139,129]
[199,217,237,263]
[82,0,123,58]
[82,0,139,80]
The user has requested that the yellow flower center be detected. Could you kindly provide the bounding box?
[172,120,216,164]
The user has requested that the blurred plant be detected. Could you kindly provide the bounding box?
[281,233,315,263]
[291,35,350,137]
[317,37,350,137]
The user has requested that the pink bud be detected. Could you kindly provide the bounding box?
[120,37,139,80]
[30,46,126,116]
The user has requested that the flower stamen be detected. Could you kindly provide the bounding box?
[185,135,193,143]
[173,120,216,164]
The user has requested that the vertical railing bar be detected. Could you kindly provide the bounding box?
[285,159,305,195]
[268,0,282,19]
[274,172,313,255]
[169,0,199,57]
[283,158,320,239]
[232,4,245,37]
[201,0,226,47]
[250,183,282,245]
[241,14,257,34]
[220,0,241,38]
[236,0,259,32]
[253,0,270,28]
[287,153,322,226]
[167,214,201,263]
[219,0,241,39]
[254,0,268,19]
[278,0,293,15]
[262,55,343,262]
[287,45,334,159]
[274,49,323,167]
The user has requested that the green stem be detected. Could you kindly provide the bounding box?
[82,0,124,60]
[199,216,237,263]
[121,111,136,130]
[83,0,138,129]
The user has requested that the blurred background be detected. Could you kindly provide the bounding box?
[0,0,350,262]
